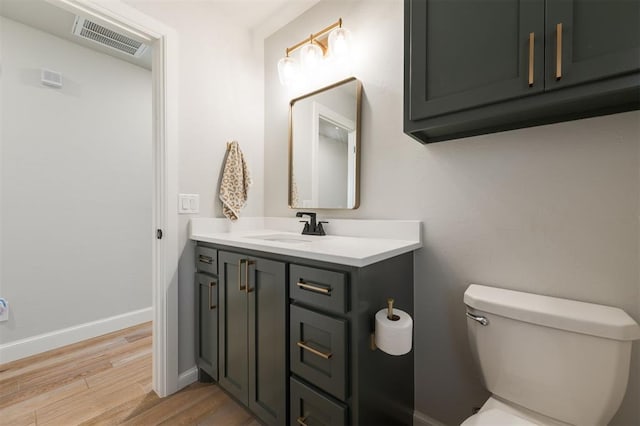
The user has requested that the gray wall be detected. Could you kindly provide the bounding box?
[124,0,265,374]
[264,1,640,424]
[0,17,151,343]
[292,99,313,205]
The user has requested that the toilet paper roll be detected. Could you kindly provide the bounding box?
[375,308,413,356]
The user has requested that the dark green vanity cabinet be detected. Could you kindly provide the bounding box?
[218,251,287,426]
[196,241,415,426]
[404,0,640,143]
[288,257,414,426]
[195,247,218,381]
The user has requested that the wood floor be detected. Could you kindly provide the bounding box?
[0,322,258,425]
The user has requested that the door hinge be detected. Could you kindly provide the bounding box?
[156,229,163,239]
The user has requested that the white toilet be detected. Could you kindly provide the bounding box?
[462,284,640,426]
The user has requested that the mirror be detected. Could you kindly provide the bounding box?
[289,77,362,209]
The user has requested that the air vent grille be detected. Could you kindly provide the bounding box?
[72,17,147,57]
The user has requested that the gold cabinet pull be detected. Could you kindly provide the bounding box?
[198,254,213,264]
[209,280,216,310]
[296,281,331,294]
[297,341,332,359]
[238,259,246,291]
[245,260,255,293]
[528,32,534,87]
[296,417,308,426]
[556,23,562,80]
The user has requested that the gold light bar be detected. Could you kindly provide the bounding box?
[285,18,342,57]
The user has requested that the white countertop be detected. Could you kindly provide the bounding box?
[189,217,422,267]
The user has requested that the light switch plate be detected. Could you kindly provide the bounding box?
[178,194,200,214]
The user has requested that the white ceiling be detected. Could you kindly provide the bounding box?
[0,0,320,70]
[126,0,315,31]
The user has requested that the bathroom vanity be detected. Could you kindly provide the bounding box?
[191,218,421,426]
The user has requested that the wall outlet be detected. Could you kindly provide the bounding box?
[178,194,199,214]
[0,298,8,322]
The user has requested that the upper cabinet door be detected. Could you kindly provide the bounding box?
[545,0,640,91]
[407,0,545,120]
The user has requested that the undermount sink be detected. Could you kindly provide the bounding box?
[245,234,314,244]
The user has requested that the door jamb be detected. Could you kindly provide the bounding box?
[46,0,180,397]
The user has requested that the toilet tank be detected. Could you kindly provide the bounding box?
[464,284,640,426]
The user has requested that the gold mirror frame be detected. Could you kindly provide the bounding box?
[288,77,362,210]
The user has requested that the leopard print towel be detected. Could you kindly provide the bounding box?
[219,141,252,221]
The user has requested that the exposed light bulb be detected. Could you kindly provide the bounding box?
[277,56,298,86]
[300,43,323,71]
[329,27,351,59]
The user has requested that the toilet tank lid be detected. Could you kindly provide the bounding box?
[464,284,640,341]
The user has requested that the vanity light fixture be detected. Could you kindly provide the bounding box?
[277,18,352,86]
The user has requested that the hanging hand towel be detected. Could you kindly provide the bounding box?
[219,141,252,221]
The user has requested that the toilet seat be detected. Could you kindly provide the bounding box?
[461,408,540,426]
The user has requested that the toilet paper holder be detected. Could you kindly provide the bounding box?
[386,298,400,321]
[371,298,400,351]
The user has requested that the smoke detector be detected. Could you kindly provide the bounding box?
[72,16,148,58]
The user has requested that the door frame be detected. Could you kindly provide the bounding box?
[46,0,179,397]
[310,101,355,207]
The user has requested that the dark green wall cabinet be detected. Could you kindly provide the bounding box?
[404,0,640,143]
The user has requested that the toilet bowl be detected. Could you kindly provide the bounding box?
[462,284,640,425]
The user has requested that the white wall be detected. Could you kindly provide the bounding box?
[318,134,347,206]
[123,0,265,374]
[264,1,640,425]
[0,17,152,357]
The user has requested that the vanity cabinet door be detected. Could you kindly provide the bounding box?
[219,251,286,426]
[218,251,249,405]
[195,273,218,381]
[247,257,287,426]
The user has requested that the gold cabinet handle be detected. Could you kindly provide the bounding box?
[297,341,332,359]
[198,254,213,264]
[238,259,246,291]
[209,280,216,310]
[528,32,534,87]
[556,23,562,80]
[245,260,255,293]
[296,281,331,294]
[296,417,308,426]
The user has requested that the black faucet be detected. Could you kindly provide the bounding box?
[295,212,328,236]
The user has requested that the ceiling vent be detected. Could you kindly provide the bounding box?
[72,16,147,58]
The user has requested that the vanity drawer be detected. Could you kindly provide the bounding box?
[290,265,347,314]
[290,377,347,426]
[290,304,348,401]
[195,246,217,275]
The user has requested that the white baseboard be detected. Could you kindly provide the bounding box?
[0,307,152,364]
[177,366,198,390]
[414,410,447,426]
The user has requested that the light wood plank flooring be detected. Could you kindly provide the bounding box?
[0,322,258,425]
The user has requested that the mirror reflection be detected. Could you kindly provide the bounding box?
[289,77,362,209]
